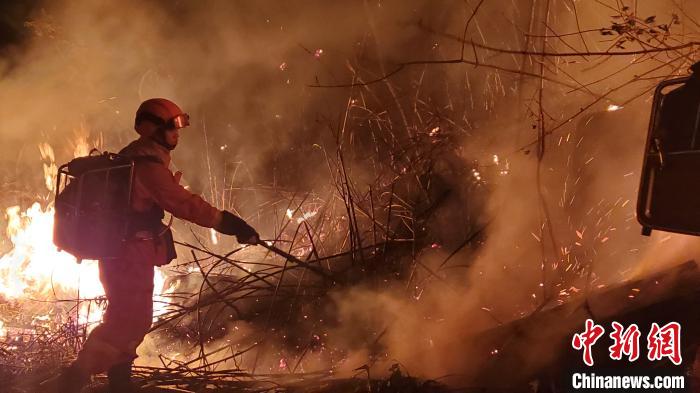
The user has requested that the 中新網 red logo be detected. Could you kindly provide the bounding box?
[571,319,682,366]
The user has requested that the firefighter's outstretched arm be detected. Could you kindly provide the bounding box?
[136,162,259,244]
[215,210,259,244]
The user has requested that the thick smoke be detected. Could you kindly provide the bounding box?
[317,0,700,384]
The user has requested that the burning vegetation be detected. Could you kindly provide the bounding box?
[1,0,700,392]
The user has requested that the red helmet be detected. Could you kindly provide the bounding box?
[134,98,190,137]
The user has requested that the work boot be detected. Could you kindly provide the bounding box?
[107,362,138,392]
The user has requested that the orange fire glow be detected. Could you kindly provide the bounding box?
[0,140,171,340]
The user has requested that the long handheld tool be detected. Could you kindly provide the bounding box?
[256,240,343,285]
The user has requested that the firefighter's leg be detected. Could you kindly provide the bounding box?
[107,361,136,392]
[72,244,155,376]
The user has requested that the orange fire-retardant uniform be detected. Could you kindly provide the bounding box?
[73,136,222,375]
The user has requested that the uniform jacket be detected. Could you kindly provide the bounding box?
[118,137,221,266]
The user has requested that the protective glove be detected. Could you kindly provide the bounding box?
[216,211,260,245]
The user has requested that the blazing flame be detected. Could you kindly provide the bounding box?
[0,140,171,338]
[0,203,105,325]
[38,143,57,192]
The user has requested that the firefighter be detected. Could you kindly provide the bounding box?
[56,98,259,392]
